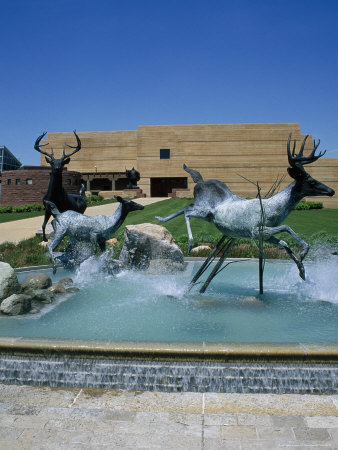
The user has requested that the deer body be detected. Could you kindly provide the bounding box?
[34,131,87,241]
[156,135,335,280]
[46,196,144,273]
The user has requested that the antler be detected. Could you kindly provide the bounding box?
[63,130,82,159]
[287,133,326,169]
[34,132,53,157]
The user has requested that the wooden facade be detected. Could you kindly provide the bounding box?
[41,123,338,208]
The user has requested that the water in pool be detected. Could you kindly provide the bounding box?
[2,257,338,343]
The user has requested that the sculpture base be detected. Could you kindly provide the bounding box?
[122,188,146,198]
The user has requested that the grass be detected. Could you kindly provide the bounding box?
[0,197,337,267]
[0,198,117,224]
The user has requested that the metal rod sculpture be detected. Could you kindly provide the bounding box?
[34,130,87,241]
[156,134,335,291]
[45,196,144,273]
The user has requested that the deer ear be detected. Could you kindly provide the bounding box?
[63,157,71,165]
[45,156,51,164]
[287,167,305,180]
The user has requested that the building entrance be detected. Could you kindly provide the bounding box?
[150,177,187,197]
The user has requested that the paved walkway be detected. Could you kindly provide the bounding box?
[0,198,169,244]
[0,384,337,449]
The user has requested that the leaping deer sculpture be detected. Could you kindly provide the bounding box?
[45,196,144,273]
[156,134,335,281]
[34,130,87,241]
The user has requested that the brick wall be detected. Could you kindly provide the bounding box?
[0,169,82,206]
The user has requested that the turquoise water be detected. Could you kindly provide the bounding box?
[1,258,338,343]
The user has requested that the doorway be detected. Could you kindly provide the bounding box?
[150,177,187,197]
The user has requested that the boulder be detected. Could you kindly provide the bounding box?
[0,262,21,303]
[0,294,31,315]
[29,289,54,304]
[190,245,212,254]
[48,282,66,294]
[21,273,52,291]
[119,223,184,271]
[58,278,74,287]
[107,238,119,247]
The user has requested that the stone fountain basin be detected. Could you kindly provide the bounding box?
[0,258,337,393]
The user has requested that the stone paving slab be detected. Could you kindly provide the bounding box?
[0,384,337,449]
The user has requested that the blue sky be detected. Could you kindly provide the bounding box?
[1,0,338,165]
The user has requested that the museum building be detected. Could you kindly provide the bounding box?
[39,123,338,208]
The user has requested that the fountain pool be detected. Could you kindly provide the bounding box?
[1,258,337,343]
[0,258,337,394]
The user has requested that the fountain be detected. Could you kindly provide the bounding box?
[0,133,336,394]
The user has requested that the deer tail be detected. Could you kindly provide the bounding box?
[183,164,204,183]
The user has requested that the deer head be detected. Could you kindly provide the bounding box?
[287,133,335,197]
[34,130,82,172]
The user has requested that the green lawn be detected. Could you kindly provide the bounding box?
[0,198,117,224]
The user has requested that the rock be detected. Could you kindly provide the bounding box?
[29,289,54,304]
[107,238,119,247]
[38,241,49,248]
[36,223,54,239]
[21,273,52,291]
[29,308,40,314]
[119,223,184,271]
[147,259,185,274]
[66,286,80,293]
[58,278,74,286]
[0,262,21,303]
[48,282,66,294]
[0,294,31,315]
[190,245,212,254]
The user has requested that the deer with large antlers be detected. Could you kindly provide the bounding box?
[156,134,335,280]
[34,130,87,241]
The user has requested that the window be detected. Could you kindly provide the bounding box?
[7,179,11,185]
[16,179,21,185]
[26,178,33,185]
[160,149,170,159]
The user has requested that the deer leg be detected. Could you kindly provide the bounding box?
[263,224,309,280]
[184,213,194,253]
[41,209,52,242]
[89,232,99,255]
[155,205,193,223]
[263,225,309,260]
[47,231,66,274]
[98,237,106,253]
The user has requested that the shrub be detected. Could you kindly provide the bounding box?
[0,206,12,213]
[295,201,323,210]
[30,203,44,211]
[86,194,104,203]
[13,205,31,213]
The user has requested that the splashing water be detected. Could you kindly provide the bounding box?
[5,256,338,343]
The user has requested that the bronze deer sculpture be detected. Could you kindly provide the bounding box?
[156,134,335,281]
[34,130,87,241]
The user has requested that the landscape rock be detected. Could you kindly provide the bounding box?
[48,282,66,294]
[119,223,184,271]
[29,289,54,304]
[190,245,212,254]
[21,273,52,291]
[0,262,21,303]
[58,278,74,286]
[107,238,119,247]
[0,294,31,315]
